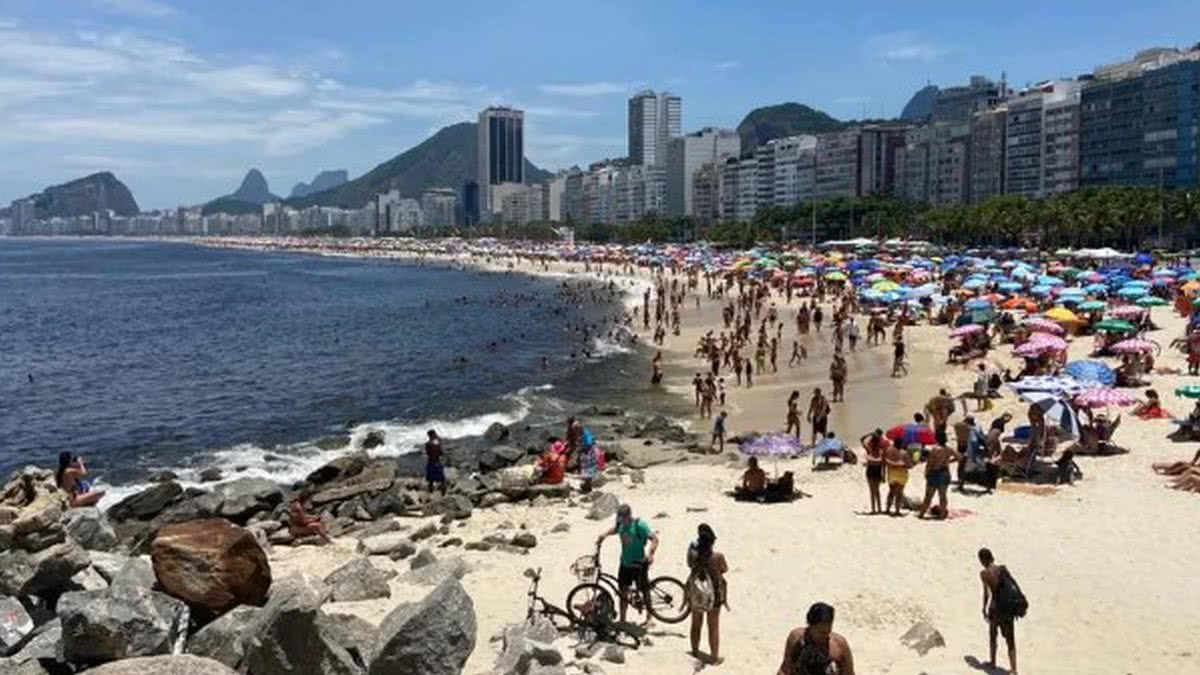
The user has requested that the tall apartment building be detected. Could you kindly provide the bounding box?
[895,123,970,205]
[969,107,1007,202]
[501,183,548,225]
[859,124,911,196]
[692,161,723,226]
[420,188,458,229]
[767,135,818,206]
[1005,80,1082,198]
[562,169,585,223]
[933,75,1007,123]
[628,90,682,167]
[584,164,619,225]
[375,189,422,233]
[895,127,931,203]
[613,165,667,223]
[9,198,35,235]
[665,127,741,217]
[477,106,525,215]
[814,129,861,199]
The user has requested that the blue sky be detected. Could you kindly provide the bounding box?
[2,0,1199,209]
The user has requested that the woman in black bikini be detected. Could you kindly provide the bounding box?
[860,430,886,514]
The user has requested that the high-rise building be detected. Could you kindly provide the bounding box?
[814,129,861,199]
[562,169,586,223]
[768,135,818,206]
[477,106,525,215]
[929,123,972,205]
[628,90,682,167]
[420,188,458,229]
[1004,80,1082,199]
[665,128,741,217]
[859,124,911,196]
[969,107,1007,202]
[692,161,723,226]
[10,199,35,235]
[613,165,666,223]
[461,180,480,226]
[933,75,1007,123]
[501,183,548,225]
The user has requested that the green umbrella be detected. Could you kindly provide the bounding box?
[1176,385,1200,399]
[1077,300,1106,311]
[1136,296,1167,307]
[1191,296,1200,309]
[1094,319,1135,333]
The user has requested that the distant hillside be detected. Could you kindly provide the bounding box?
[901,85,939,122]
[201,196,261,216]
[736,103,847,152]
[290,169,349,198]
[290,122,553,209]
[202,168,279,215]
[25,172,139,218]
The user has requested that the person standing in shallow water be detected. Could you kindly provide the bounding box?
[424,429,446,496]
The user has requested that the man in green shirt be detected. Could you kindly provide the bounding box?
[596,503,659,623]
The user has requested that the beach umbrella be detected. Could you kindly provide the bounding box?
[824,271,847,282]
[1039,275,1065,286]
[1008,375,1098,397]
[1074,387,1137,408]
[1107,305,1146,319]
[1111,338,1156,354]
[998,281,1024,293]
[1117,286,1148,299]
[1029,284,1053,297]
[1018,390,1082,439]
[738,432,807,473]
[1094,318,1136,333]
[1175,385,1200,399]
[950,324,985,338]
[1137,296,1168,307]
[1023,317,1065,335]
[1077,300,1107,312]
[964,298,993,310]
[1000,297,1038,312]
[1064,360,1117,386]
[885,423,936,447]
[1084,283,1109,295]
[1044,307,1080,323]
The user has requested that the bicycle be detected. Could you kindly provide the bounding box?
[523,567,640,648]
[566,548,690,625]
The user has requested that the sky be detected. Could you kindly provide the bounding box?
[2,0,1199,209]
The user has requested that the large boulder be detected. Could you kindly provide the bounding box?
[478,446,526,473]
[215,478,283,523]
[368,578,476,675]
[7,617,61,663]
[0,467,69,553]
[243,580,364,675]
[306,452,369,486]
[151,519,271,619]
[58,583,190,663]
[586,493,620,521]
[0,595,34,654]
[88,552,132,584]
[357,533,413,557]
[319,613,377,670]
[0,659,51,675]
[323,557,394,603]
[82,654,238,675]
[64,507,118,552]
[107,482,184,522]
[311,462,397,507]
[484,422,510,444]
[110,557,156,591]
[900,620,945,656]
[421,495,472,520]
[360,431,386,451]
[0,539,91,597]
[185,605,261,670]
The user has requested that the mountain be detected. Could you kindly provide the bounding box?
[230,169,277,204]
[289,122,553,209]
[200,196,261,216]
[736,103,847,152]
[24,172,139,218]
[900,85,939,122]
[290,170,349,199]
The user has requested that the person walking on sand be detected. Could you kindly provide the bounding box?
[918,444,962,519]
[687,523,728,665]
[786,391,803,439]
[979,548,1020,675]
[847,318,860,352]
[711,411,728,453]
[829,355,847,403]
[424,429,446,495]
[892,336,908,377]
[807,388,831,446]
[744,359,754,388]
[860,429,888,514]
[596,504,659,624]
[776,602,855,675]
[651,350,664,385]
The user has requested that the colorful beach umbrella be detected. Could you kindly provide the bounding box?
[1073,388,1137,408]
[1094,319,1136,333]
[1077,300,1107,312]
[1045,307,1081,323]
[1175,385,1200,399]
[1111,338,1156,354]
[950,324,985,338]
[1107,305,1146,319]
[885,423,936,447]
[1023,318,1065,335]
[1064,360,1117,386]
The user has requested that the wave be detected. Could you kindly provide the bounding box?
[590,335,634,358]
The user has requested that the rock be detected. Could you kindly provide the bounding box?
[158,491,224,525]
[484,422,510,444]
[422,495,473,520]
[311,474,395,507]
[551,523,570,533]
[368,578,476,675]
[63,507,118,551]
[0,595,34,654]
[107,482,184,522]
[89,551,132,584]
[528,665,567,675]
[386,543,417,562]
[686,506,708,513]
[400,558,467,586]
[151,519,271,619]
[7,617,61,663]
[314,436,354,453]
[324,558,393,603]
[586,493,620,521]
[360,431,386,451]
[146,471,179,484]
[0,468,68,553]
[409,522,438,541]
[318,612,377,670]
[68,565,109,591]
[215,478,283,522]
[58,583,190,663]
[439,537,462,548]
[363,491,411,519]
[353,518,402,540]
[630,470,645,484]
[478,492,509,509]
[527,484,570,500]
[243,580,362,675]
[900,620,946,656]
[198,468,223,483]
[463,541,493,552]
[636,415,688,443]
[358,532,413,556]
[307,451,368,486]
[81,654,238,675]
[654,512,669,519]
[409,549,437,570]
[579,663,607,675]
[0,539,90,597]
[478,445,525,472]
[510,533,538,549]
[110,557,156,591]
[185,605,260,670]
[601,644,625,664]
[574,642,603,659]
[267,529,294,546]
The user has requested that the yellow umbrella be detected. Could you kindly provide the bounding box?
[872,280,900,292]
[1044,307,1080,323]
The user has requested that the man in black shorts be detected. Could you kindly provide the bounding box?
[596,504,659,623]
[808,388,831,446]
[979,547,1019,674]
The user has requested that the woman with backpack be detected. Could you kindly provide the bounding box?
[687,523,728,665]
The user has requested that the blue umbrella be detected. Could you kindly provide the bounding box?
[1064,360,1116,386]
[1085,283,1109,294]
[962,278,987,290]
[1030,285,1053,296]
[964,298,993,310]
[1039,275,1065,286]
[1123,279,1151,288]
[998,281,1024,292]
[1118,286,1148,299]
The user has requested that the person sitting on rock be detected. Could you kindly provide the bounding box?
[56,452,105,508]
[288,493,331,543]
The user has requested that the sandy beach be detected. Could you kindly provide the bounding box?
[195,239,1200,674]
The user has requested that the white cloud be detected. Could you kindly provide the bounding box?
[93,0,177,19]
[186,65,309,98]
[713,60,740,71]
[868,31,949,63]
[262,110,384,156]
[537,81,631,96]
[521,105,599,119]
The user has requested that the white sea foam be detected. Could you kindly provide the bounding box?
[590,335,633,358]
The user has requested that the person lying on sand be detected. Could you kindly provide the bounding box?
[1165,467,1200,492]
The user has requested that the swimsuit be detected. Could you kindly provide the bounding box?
[888,465,909,486]
[927,466,951,489]
[866,463,883,481]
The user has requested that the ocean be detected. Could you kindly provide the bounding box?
[0,238,677,502]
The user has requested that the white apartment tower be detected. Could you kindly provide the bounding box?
[628,90,682,167]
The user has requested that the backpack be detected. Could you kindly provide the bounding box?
[581,428,595,448]
[686,544,717,612]
[994,566,1029,619]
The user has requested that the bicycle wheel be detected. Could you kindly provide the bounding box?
[645,575,690,624]
[566,582,616,625]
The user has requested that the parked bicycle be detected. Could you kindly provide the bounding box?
[566,546,690,625]
[523,567,640,648]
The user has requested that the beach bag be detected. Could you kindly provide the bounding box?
[995,567,1029,619]
[687,572,715,612]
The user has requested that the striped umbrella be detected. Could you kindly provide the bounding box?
[1022,318,1065,335]
[1074,388,1137,408]
[1028,333,1068,350]
[1107,305,1146,319]
[950,324,986,338]
[1110,338,1156,354]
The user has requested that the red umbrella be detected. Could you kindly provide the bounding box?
[885,423,936,447]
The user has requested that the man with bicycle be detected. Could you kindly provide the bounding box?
[596,503,659,623]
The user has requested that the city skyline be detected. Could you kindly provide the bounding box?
[2,1,1200,208]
